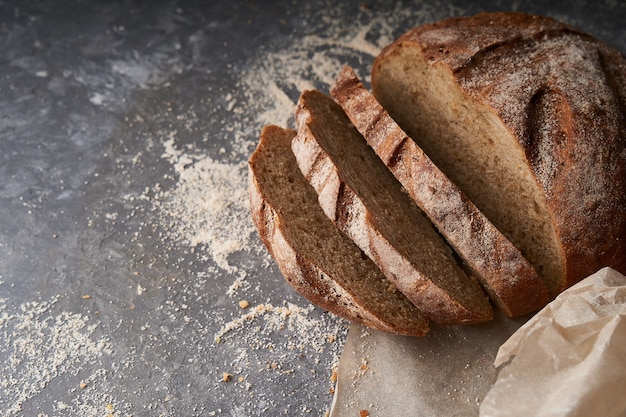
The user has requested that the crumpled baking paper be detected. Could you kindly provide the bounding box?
[329,267,626,417]
[480,267,626,417]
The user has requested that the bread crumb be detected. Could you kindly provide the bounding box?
[360,410,370,417]
[222,372,231,382]
[237,376,245,383]
[82,294,91,299]
[79,381,87,389]
[238,300,250,309]
[330,369,338,383]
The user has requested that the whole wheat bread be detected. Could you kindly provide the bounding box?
[371,12,626,296]
[331,68,549,317]
[292,90,493,324]
[248,125,429,336]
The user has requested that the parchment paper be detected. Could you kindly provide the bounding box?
[480,267,626,417]
[329,311,527,416]
[330,268,626,417]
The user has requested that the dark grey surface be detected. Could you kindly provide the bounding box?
[0,0,624,416]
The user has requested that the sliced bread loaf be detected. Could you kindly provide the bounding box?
[248,125,429,336]
[292,90,493,324]
[371,12,626,296]
[331,67,549,317]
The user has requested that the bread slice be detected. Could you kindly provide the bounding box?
[331,67,549,317]
[248,125,429,336]
[370,12,626,296]
[292,90,493,324]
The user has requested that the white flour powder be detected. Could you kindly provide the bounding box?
[149,8,401,277]
[156,137,254,273]
[0,296,120,416]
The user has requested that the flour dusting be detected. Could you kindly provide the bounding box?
[148,11,400,276]
[0,296,120,416]
[156,137,253,273]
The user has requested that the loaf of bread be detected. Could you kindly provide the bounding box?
[248,12,626,335]
[331,67,549,317]
[292,89,492,324]
[371,12,626,297]
[248,125,429,336]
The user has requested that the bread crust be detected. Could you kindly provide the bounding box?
[332,67,549,317]
[249,125,429,336]
[372,12,626,293]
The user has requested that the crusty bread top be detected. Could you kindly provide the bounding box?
[248,125,429,336]
[372,12,626,294]
[332,67,549,317]
[293,90,492,324]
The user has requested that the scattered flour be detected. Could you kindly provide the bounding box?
[214,302,342,353]
[147,10,402,278]
[0,296,120,416]
[155,136,254,273]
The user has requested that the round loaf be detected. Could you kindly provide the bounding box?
[372,12,626,297]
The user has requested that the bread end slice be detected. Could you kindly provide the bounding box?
[248,125,429,336]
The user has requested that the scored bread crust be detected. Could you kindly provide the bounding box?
[331,67,549,317]
[292,90,492,325]
[371,12,626,295]
[248,125,429,336]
